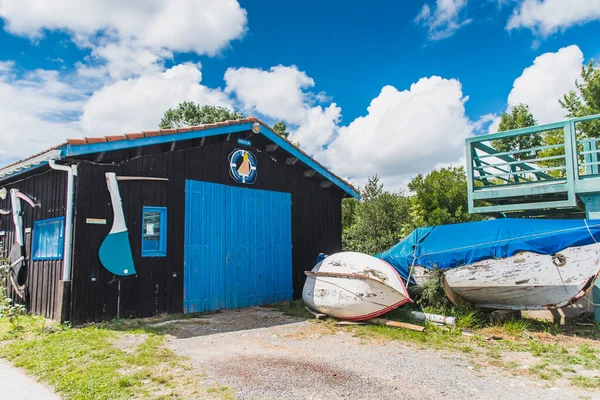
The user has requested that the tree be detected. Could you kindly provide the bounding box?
[272,121,290,139]
[159,102,245,129]
[407,167,481,227]
[342,176,411,255]
[560,60,600,138]
[491,104,540,160]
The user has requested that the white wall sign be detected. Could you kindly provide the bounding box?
[86,218,107,225]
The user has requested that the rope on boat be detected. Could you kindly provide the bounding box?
[405,247,418,287]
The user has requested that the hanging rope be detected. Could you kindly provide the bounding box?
[404,246,418,287]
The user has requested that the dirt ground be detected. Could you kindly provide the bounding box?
[164,308,598,400]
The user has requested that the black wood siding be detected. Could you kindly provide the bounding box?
[70,138,342,323]
[0,168,67,320]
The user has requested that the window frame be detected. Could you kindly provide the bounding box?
[32,216,65,261]
[141,206,167,257]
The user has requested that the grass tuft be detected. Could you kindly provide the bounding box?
[570,375,600,389]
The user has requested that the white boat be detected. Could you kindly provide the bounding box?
[378,219,600,312]
[302,252,412,321]
[439,242,600,310]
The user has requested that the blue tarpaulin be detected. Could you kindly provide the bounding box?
[377,219,600,284]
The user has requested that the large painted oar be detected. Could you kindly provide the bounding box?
[98,173,168,276]
[99,173,136,276]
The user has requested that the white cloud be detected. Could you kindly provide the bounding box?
[318,77,472,185]
[507,0,600,36]
[224,66,315,124]
[0,63,85,164]
[416,0,472,41]
[506,45,583,123]
[0,0,249,164]
[81,63,233,136]
[473,113,500,134]
[224,65,342,153]
[0,0,248,77]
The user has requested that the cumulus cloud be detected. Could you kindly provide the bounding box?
[318,77,472,186]
[224,65,341,153]
[507,0,600,36]
[416,0,472,41]
[81,63,233,136]
[0,63,85,164]
[0,0,248,77]
[506,45,583,123]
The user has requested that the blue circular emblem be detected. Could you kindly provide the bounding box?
[229,149,257,184]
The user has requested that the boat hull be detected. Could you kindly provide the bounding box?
[413,242,600,310]
[302,252,411,320]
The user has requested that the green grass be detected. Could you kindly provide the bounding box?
[207,384,236,400]
[268,299,313,318]
[570,375,600,389]
[497,317,530,337]
[0,315,203,400]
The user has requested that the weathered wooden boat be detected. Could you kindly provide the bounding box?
[302,252,412,320]
[378,219,600,311]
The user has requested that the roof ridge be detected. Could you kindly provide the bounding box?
[67,117,259,145]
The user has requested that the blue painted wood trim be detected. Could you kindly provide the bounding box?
[141,206,167,257]
[65,123,255,156]
[0,154,65,183]
[256,123,360,199]
[32,216,65,261]
[64,121,359,199]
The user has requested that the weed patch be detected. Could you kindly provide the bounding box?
[0,315,222,399]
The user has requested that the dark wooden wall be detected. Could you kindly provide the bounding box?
[70,136,343,323]
[0,169,67,320]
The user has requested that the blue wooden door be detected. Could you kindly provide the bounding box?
[225,185,292,309]
[184,180,292,312]
[184,180,226,313]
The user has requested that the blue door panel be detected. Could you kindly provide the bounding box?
[184,180,292,312]
[184,180,226,313]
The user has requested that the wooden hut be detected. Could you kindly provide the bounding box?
[0,118,358,323]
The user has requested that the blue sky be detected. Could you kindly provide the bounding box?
[0,0,599,188]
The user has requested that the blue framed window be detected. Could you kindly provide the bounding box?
[142,207,167,257]
[32,217,65,260]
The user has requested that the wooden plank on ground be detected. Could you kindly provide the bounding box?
[369,318,425,332]
[305,307,327,320]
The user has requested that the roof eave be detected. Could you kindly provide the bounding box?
[0,149,64,183]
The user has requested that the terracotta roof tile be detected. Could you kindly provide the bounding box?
[0,117,358,197]
[86,137,108,144]
[142,130,161,137]
[126,133,144,140]
[106,134,127,142]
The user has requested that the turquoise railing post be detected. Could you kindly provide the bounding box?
[564,121,577,206]
[465,141,475,214]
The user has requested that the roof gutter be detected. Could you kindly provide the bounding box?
[49,160,77,281]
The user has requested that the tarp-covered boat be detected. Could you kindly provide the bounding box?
[377,219,600,310]
[303,252,412,320]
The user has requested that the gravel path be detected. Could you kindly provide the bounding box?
[166,308,597,400]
